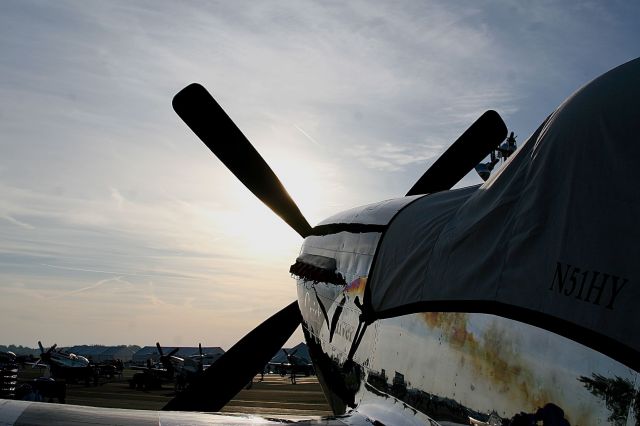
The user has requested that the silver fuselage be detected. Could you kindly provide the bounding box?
[295,195,639,425]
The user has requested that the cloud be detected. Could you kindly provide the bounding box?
[1,214,35,230]
[0,0,638,347]
[346,142,443,172]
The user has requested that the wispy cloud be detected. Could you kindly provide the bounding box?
[49,276,125,299]
[346,142,444,172]
[0,0,638,346]
[1,214,35,230]
[294,125,321,146]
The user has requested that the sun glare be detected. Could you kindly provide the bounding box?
[224,204,301,261]
[269,153,330,227]
[208,148,334,261]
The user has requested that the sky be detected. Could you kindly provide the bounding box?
[1,1,639,349]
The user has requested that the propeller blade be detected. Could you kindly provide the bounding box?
[168,348,180,358]
[172,84,312,238]
[163,300,302,412]
[48,344,57,354]
[38,341,44,354]
[406,110,507,196]
[199,343,203,357]
[156,342,164,357]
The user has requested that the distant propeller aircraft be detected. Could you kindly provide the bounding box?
[130,343,222,391]
[1,58,639,425]
[156,342,217,389]
[155,342,220,378]
[187,343,222,371]
[269,346,314,384]
[154,342,181,376]
[129,342,179,387]
[32,342,95,384]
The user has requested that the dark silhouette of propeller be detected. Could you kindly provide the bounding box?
[156,342,180,359]
[406,110,507,196]
[34,341,57,367]
[166,84,311,412]
[156,342,180,376]
[165,83,508,412]
[163,301,301,412]
[38,341,57,355]
[172,84,312,238]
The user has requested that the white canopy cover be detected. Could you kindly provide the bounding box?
[366,58,640,369]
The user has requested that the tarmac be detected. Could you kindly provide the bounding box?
[17,368,333,418]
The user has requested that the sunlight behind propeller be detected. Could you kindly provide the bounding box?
[168,82,508,412]
[172,84,312,238]
[167,84,310,412]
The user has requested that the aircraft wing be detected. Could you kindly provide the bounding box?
[129,365,167,372]
[0,399,375,425]
[23,362,48,369]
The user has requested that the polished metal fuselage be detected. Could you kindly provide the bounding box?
[295,199,639,425]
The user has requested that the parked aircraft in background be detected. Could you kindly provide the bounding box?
[34,342,89,370]
[30,342,121,384]
[129,343,223,391]
[0,58,638,425]
[156,342,206,390]
[156,342,225,382]
[154,342,181,376]
[188,343,223,370]
[269,344,314,384]
[32,342,95,384]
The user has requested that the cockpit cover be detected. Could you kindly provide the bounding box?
[366,58,640,369]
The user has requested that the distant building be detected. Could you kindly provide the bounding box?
[94,346,137,363]
[131,346,159,365]
[64,345,106,362]
[64,345,138,363]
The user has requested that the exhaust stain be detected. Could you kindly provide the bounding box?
[420,312,558,412]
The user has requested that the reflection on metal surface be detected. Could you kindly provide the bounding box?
[420,312,555,408]
[366,368,479,424]
[295,224,639,425]
[508,403,570,425]
[303,326,362,414]
[579,373,640,424]
[369,311,640,424]
[300,274,640,425]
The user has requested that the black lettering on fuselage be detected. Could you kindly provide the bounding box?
[550,262,629,310]
[550,262,571,293]
[606,276,628,310]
